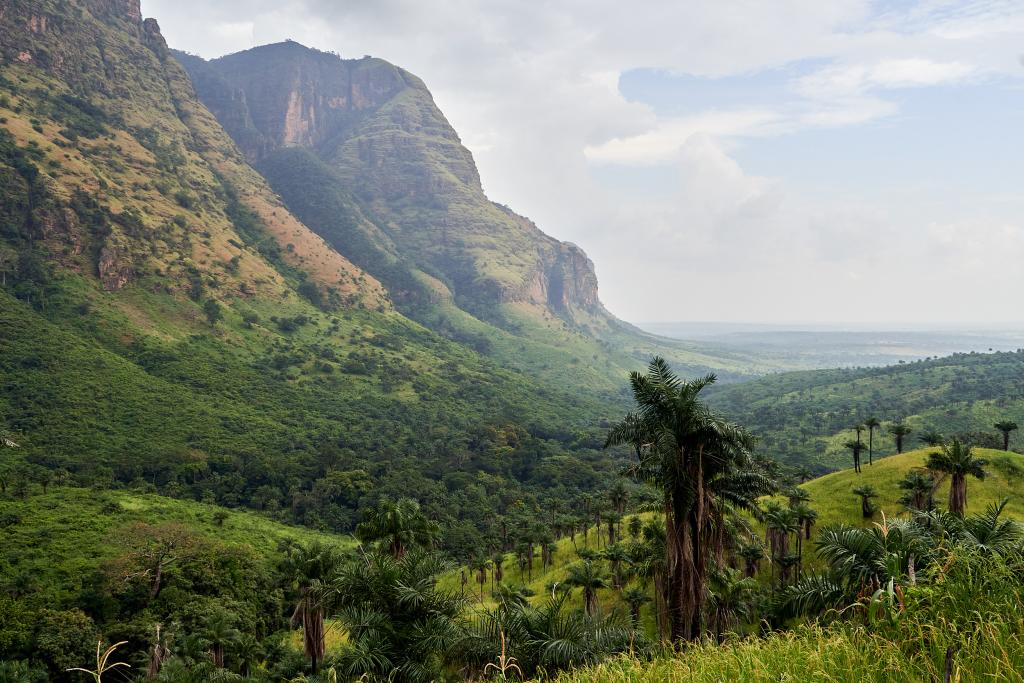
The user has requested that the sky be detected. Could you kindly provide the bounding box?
[141,0,1024,325]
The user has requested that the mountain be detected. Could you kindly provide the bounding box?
[176,41,606,321]
[174,42,774,388]
[0,0,638,555]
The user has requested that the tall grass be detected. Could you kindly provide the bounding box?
[540,550,1024,682]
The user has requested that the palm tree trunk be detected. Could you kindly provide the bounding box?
[950,473,966,516]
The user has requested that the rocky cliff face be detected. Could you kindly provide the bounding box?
[0,0,386,307]
[179,43,608,323]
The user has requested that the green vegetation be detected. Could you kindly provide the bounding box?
[4,1,1024,681]
[707,350,1024,472]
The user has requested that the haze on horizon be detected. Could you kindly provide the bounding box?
[142,0,1024,326]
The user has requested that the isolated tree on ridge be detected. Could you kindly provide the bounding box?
[927,439,988,516]
[994,421,1018,451]
[864,417,881,465]
[888,420,913,454]
[852,484,878,519]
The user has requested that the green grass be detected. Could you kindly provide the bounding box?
[800,447,1024,530]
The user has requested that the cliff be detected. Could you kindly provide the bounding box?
[177,42,608,323]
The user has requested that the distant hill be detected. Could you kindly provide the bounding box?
[707,351,1024,472]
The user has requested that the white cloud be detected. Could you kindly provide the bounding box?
[141,0,1024,324]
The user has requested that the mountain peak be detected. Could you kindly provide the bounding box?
[179,46,611,322]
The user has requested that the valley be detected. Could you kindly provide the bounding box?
[1,0,1023,680]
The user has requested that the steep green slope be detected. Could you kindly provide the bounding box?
[0,0,629,556]
[707,351,1024,472]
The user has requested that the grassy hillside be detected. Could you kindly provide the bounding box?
[707,351,1024,472]
[798,447,1024,529]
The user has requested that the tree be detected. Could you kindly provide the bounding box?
[844,439,864,474]
[927,440,987,516]
[201,611,241,669]
[329,549,466,682]
[888,420,912,454]
[852,485,878,519]
[779,518,926,618]
[918,429,944,447]
[796,466,813,484]
[459,590,637,679]
[622,586,651,625]
[864,417,881,466]
[627,518,669,640]
[737,543,764,578]
[602,543,628,590]
[355,498,440,558]
[284,542,344,673]
[994,421,1019,451]
[606,358,768,641]
[107,523,198,602]
[792,502,818,576]
[897,471,936,512]
[490,553,504,594]
[707,567,756,642]
[469,555,491,601]
[202,299,222,326]
[564,560,609,616]
[764,503,799,586]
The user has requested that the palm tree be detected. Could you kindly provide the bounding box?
[887,420,912,454]
[202,611,241,669]
[355,498,440,559]
[284,541,344,674]
[469,555,490,601]
[737,542,764,578]
[927,439,988,516]
[602,543,628,590]
[565,560,609,616]
[779,518,926,617]
[490,553,505,594]
[763,503,800,586]
[918,429,944,447]
[628,516,642,540]
[606,357,765,641]
[707,567,757,642]
[844,439,865,474]
[994,420,1019,451]
[864,417,881,465]
[786,487,811,509]
[622,585,651,625]
[609,481,629,516]
[852,484,878,519]
[458,590,637,679]
[792,502,818,576]
[627,518,668,640]
[897,471,936,512]
[958,499,1023,554]
[796,466,813,484]
[329,549,467,682]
